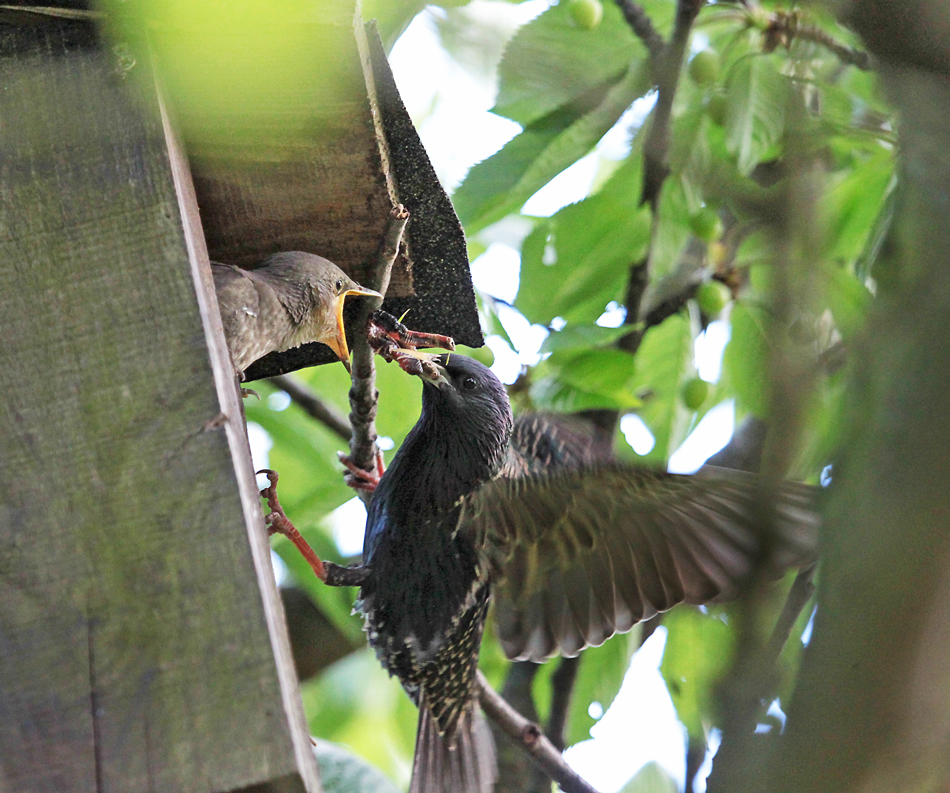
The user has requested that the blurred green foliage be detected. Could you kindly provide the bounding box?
[227,0,892,787]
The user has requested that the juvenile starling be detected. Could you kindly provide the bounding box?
[212,252,381,375]
[353,354,818,793]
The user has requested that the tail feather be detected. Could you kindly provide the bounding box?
[410,698,497,793]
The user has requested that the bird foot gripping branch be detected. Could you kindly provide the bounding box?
[337,310,456,492]
[258,469,369,588]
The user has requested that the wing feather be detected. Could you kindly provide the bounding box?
[466,448,820,662]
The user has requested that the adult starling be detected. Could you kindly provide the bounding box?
[353,354,818,793]
[212,252,381,375]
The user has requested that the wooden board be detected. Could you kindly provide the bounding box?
[135,1,482,380]
[0,15,318,793]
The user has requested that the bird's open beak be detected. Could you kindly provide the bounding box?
[327,286,383,373]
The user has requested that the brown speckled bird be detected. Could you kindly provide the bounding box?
[212,252,381,375]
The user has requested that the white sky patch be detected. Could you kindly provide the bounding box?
[271,552,289,587]
[324,496,369,557]
[693,729,722,793]
[802,606,817,646]
[267,390,291,411]
[247,422,289,586]
[522,151,600,217]
[471,242,521,303]
[389,1,550,191]
[599,95,656,159]
[597,301,627,327]
[495,302,549,366]
[694,320,731,383]
[247,421,272,478]
[668,400,736,474]
[621,413,657,456]
[486,335,523,384]
[565,629,686,793]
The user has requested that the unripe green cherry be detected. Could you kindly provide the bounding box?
[568,0,603,30]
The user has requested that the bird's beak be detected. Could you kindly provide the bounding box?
[327,286,383,373]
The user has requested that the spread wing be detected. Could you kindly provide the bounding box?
[462,415,819,662]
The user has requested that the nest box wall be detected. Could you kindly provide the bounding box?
[141,0,483,380]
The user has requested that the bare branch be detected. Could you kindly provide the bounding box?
[760,10,873,71]
[614,0,664,64]
[476,671,600,793]
[547,656,581,751]
[347,205,410,506]
[642,0,705,208]
[763,565,817,666]
[794,24,872,70]
[268,374,352,442]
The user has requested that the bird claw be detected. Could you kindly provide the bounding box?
[338,449,385,493]
[257,468,328,582]
[367,310,455,363]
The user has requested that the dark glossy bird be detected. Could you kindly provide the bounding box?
[356,353,819,793]
[212,252,381,375]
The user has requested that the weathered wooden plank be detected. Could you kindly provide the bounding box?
[0,16,318,793]
[134,1,482,380]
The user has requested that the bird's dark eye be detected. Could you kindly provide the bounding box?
[335,278,345,293]
[462,376,478,391]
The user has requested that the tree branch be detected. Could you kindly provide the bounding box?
[547,656,581,751]
[268,374,352,442]
[759,10,873,71]
[614,0,664,64]
[476,671,600,793]
[763,565,817,667]
[615,0,705,355]
[347,205,410,506]
[642,0,705,208]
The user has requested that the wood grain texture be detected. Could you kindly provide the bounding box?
[136,0,482,381]
[0,16,316,793]
[147,0,405,285]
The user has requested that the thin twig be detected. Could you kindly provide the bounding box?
[642,0,705,208]
[269,374,352,442]
[348,205,410,506]
[760,10,873,71]
[614,0,664,64]
[763,565,817,666]
[476,672,600,793]
[795,25,872,70]
[616,0,704,355]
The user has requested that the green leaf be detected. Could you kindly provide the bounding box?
[531,347,642,412]
[626,313,694,464]
[650,177,695,282]
[619,761,679,793]
[660,606,734,738]
[314,741,402,793]
[721,301,771,418]
[517,152,651,326]
[303,650,416,782]
[493,0,644,126]
[455,62,651,233]
[540,322,632,353]
[822,149,896,263]
[818,260,872,341]
[724,55,788,174]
